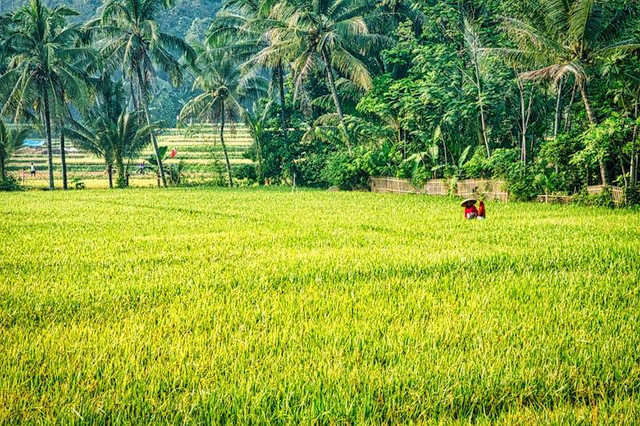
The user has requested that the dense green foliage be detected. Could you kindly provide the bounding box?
[1,0,639,199]
[1,189,639,422]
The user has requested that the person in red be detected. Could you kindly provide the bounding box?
[461,199,478,220]
[170,147,177,158]
[477,201,486,220]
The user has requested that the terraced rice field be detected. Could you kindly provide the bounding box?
[7,124,253,187]
[1,188,639,423]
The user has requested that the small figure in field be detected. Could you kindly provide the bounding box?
[477,201,486,220]
[21,168,26,183]
[461,198,478,220]
[29,162,36,177]
[170,147,177,158]
[139,161,145,175]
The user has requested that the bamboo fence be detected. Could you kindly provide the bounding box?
[370,177,508,201]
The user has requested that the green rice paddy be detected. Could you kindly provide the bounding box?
[8,125,253,187]
[1,188,639,423]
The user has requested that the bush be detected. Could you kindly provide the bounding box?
[573,187,615,208]
[236,164,257,182]
[464,147,491,178]
[505,163,537,201]
[0,176,22,192]
[625,186,640,207]
[323,149,371,190]
[488,149,520,178]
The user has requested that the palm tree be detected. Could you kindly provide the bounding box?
[244,101,272,184]
[65,79,149,188]
[1,0,90,190]
[179,50,267,187]
[498,0,640,185]
[0,122,30,181]
[210,0,291,144]
[89,0,195,187]
[257,0,380,143]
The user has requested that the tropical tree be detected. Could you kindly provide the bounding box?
[210,0,291,140]
[0,122,29,181]
[65,79,150,188]
[179,50,267,186]
[1,0,90,190]
[89,0,195,187]
[66,110,150,189]
[244,101,273,184]
[257,0,381,143]
[498,0,640,185]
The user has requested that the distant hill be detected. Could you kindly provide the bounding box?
[0,0,221,38]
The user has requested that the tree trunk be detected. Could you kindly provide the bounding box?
[107,163,113,189]
[278,61,295,188]
[517,76,526,165]
[473,51,490,158]
[59,121,68,190]
[321,47,350,148]
[136,66,167,187]
[631,93,638,187]
[579,82,608,185]
[115,154,126,188]
[564,82,577,133]
[278,61,288,142]
[0,158,5,181]
[219,116,233,187]
[255,135,264,185]
[43,90,55,190]
[554,78,564,139]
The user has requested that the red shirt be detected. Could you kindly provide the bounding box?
[464,206,478,217]
[478,204,485,217]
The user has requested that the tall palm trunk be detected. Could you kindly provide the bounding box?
[0,159,5,181]
[517,76,527,165]
[321,47,350,148]
[136,66,167,187]
[472,50,490,158]
[59,121,68,190]
[115,153,126,188]
[632,96,638,187]
[278,61,288,142]
[553,78,564,139]
[579,82,608,185]
[277,61,295,187]
[255,135,264,185]
[107,163,113,188]
[42,90,55,190]
[219,115,233,187]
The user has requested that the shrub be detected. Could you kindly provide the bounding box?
[236,164,257,183]
[323,149,371,190]
[574,187,615,208]
[0,176,22,192]
[505,162,537,201]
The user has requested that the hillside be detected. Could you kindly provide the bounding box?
[0,0,221,38]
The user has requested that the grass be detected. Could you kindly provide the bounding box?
[1,188,639,423]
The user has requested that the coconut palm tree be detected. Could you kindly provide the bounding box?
[89,0,195,187]
[65,79,150,188]
[179,50,267,187]
[0,0,90,190]
[0,122,30,181]
[243,101,272,184]
[497,0,640,185]
[256,0,381,143]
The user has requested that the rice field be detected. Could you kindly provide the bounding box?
[8,125,253,187]
[1,188,639,423]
